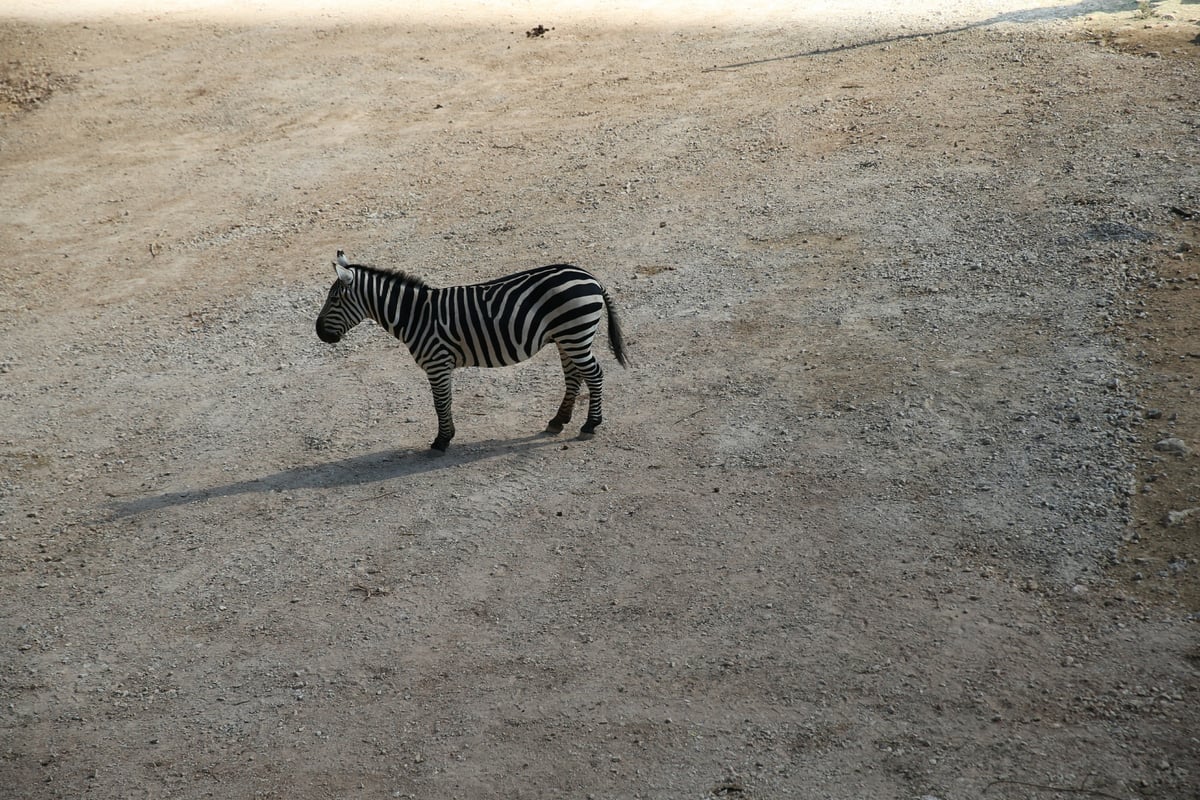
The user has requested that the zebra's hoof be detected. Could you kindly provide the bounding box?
[430,439,450,453]
[545,421,564,434]
[576,430,595,441]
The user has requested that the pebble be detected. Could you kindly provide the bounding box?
[1153,438,1189,455]
[1164,508,1198,527]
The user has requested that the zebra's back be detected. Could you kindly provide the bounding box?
[434,264,607,368]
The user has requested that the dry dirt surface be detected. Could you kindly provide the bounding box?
[2,1,1198,798]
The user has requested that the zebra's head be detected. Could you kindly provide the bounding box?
[315,252,365,344]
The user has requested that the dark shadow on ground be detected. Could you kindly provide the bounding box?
[703,1,1134,71]
[107,432,567,518]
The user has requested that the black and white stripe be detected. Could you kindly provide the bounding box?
[316,251,627,451]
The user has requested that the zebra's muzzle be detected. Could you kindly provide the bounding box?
[316,323,342,344]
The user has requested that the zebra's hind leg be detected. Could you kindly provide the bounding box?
[546,346,583,434]
[576,357,604,440]
[426,364,456,452]
[545,397,574,434]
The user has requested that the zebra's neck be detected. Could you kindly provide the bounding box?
[356,268,431,342]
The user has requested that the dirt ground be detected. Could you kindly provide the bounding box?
[2,1,1198,798]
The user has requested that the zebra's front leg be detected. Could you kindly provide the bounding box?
[577,357,604,440]
[546,347,583,435]
[426,364,456,452]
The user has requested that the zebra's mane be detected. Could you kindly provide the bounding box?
[350,262,431,289]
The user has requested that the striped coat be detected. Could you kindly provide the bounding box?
[316,252,627,451]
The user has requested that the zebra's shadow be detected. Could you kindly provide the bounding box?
[107,432,564,519]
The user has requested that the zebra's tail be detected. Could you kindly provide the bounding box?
[602,287,629,368]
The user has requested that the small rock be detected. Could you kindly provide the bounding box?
[1153,438,1189,456]
[1164,508,1198,527]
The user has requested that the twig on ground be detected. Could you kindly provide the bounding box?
[350,583,390,600]
[983,778,1124,800]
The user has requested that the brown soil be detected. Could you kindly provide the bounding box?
[2,2,1197,798]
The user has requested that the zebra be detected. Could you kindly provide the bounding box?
[316,251,627,452]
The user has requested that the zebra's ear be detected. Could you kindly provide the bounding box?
[333,261,354,285]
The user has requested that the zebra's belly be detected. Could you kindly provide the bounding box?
[454,336,544,369]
